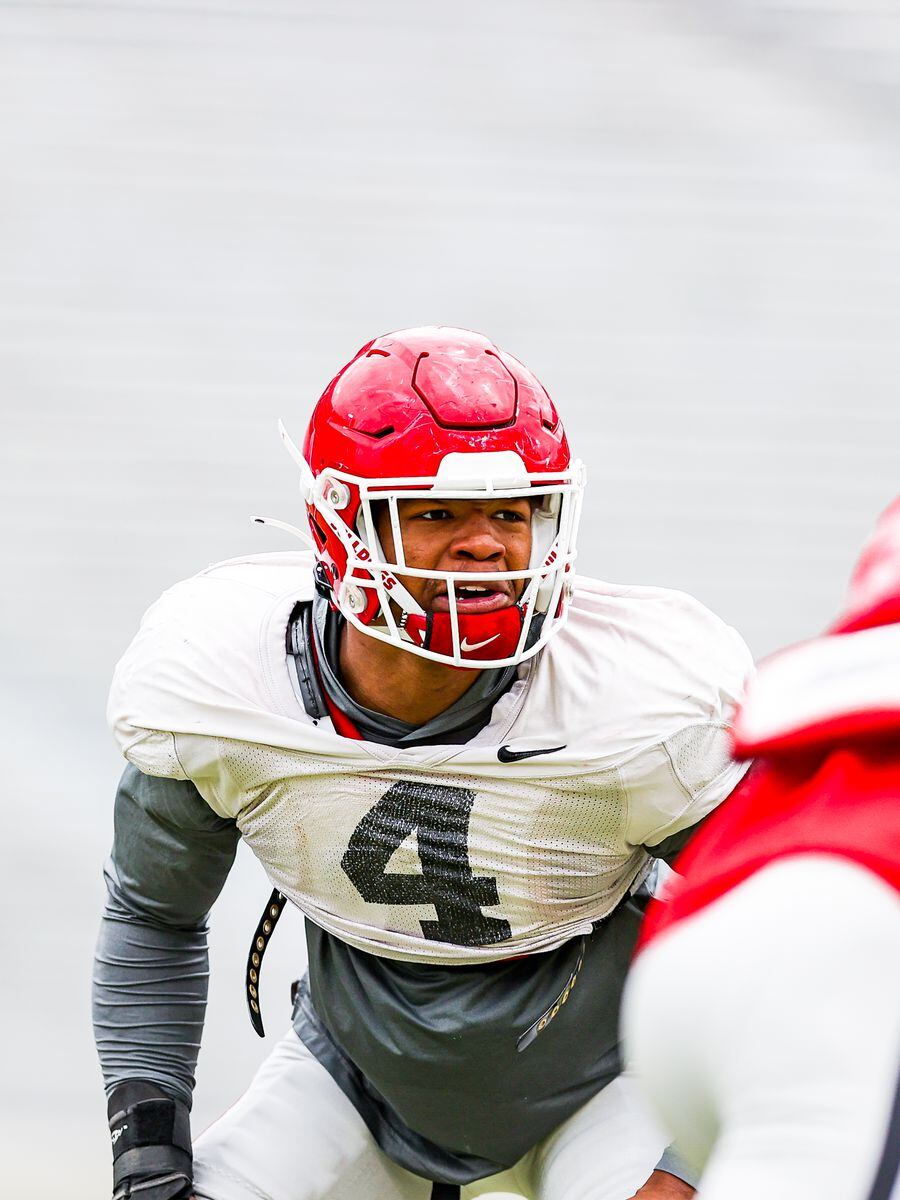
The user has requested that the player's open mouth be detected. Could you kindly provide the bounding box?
[431,583,514,614]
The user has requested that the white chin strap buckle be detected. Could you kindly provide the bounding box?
[339,581,367,614]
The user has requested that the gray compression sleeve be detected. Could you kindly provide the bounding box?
[92,765,240,1107]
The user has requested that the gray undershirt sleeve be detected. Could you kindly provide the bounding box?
[92,764,239,1108]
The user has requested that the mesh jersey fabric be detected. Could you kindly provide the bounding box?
[107,551,751,964]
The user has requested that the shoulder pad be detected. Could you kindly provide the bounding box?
[108,552,315,777]
[733,624,900,757]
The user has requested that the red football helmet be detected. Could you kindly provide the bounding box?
[280,326,585,668]
[831,496,900,634]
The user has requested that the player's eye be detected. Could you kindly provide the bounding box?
[415,508,453,521]
[494,509,529,523]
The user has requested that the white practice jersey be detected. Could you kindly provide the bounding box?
[108,552,752,964]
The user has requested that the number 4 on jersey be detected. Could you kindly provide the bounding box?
[341,780,512,946]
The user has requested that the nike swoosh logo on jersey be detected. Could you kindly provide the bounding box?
[460,634,500,652]
[497,743,567,763]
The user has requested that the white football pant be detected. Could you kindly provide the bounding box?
[623,855,900,1200]
[192,1032,670,1200]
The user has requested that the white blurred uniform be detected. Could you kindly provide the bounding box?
[624,603,900,1200]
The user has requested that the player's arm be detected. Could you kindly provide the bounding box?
[629,717,750,863]
[627,1167,697,1197]
[93,763,239,1200]
[625,725,748,1195]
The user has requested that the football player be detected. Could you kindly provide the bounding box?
[624,499,900,1200]
[94,327,753,1200]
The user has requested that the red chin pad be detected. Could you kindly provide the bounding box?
[404,605,526,665]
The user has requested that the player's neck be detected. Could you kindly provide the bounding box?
[338,623,481,725]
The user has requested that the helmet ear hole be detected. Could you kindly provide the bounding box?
[308,511,329,551]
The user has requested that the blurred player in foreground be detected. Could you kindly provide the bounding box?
[624,499,900,1200]
[95,327,754,1200]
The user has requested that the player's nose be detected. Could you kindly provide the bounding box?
[450,512,505,562]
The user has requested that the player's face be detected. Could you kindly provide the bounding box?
[375,497,533,615]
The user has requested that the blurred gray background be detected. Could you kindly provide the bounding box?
[2,1,899,1196]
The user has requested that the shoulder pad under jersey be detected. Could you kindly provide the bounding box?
[733,623,900,758]
[518,575,753,757]
[108,552,317,779]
